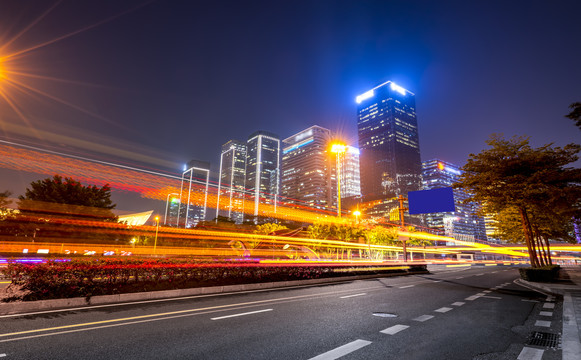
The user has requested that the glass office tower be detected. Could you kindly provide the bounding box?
[245,131,280,219]
[356,81,422,220]
[422,159,487,241]
[357,81,422,200]
[216,140,247,224]
[177,160,210,228]
[281,125,334,211]
[342,146,361,199]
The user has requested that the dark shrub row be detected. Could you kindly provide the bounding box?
[1,258,426,301]
[519,265,561,282]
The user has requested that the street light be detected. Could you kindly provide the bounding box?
[153,216,159,255]
[330,142,347,218]
[353,210,361,223]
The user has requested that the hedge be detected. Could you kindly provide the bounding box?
[1,258,426,301]
[518,265,561,282]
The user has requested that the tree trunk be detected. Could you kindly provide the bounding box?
[544,237,553,265]
[519,207,540,267]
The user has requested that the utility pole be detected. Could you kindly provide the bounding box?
[398,194,408,262]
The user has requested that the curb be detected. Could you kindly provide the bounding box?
[514,278,581,360]
[0,270,427,316]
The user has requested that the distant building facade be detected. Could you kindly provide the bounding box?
[421,159,487,241]
[356,80,422,222]
[281,125,334,211]
[341,145,361,199]
[245,131,281,218]
[177,160,210,228]
[216,140,247,224]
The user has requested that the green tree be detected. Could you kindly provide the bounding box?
[454,135,581,267]
[17,175,119,242]
[0,190,11,211]
[565,102,581,130]
[19,175,116,219]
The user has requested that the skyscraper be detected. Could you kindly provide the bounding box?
[422,159,487,241]
[177,160,210,228]
[216,140,247,224]
[245,131,280,219]
[356,81,422,200]
[281,125,334,211]
[341,145,361,199]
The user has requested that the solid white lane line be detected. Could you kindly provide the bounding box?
[434,307,453,313]
[483,290,491,293]
[451,302,465,306]
[539,311,553,317]
[413,315,434,322]
[380,324,409,335]
[534,320,551,327]
[517,346,544,360]
[308,339,372,360]
[210,308,273,320]
[476,274,484,276]
[399,285,415,289]
[543,303,555,309]
[340,293,367,299]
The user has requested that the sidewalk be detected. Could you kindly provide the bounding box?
[516,266,581,360]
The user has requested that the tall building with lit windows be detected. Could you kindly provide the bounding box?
[422,159,487,241]
[356,80,422,220]
[281,125,334,211]
[216,140,246,224]
[341,146,361,199]
[245,131,280,219]
[177,160,210,228]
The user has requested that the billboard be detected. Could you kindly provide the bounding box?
[408,187,455,214]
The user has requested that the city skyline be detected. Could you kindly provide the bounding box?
[0,0,579,214]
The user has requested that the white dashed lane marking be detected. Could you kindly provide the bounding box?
[434,307,453,313]
[539,311,552,316]
[413,315,434,322]
[399,285,415,289]
[210,308,273,320]
[543,303,555,309]
[534,320,551,327]
[339,293,367,299]
[380,325,409,335]
[465,295,480,301]
[517,346,544,360]
[308,339,372,360]
[451,302,465,306]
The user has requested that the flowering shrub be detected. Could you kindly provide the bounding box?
[1,258,426,301]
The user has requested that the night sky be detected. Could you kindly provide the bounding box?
[0,0,580,213]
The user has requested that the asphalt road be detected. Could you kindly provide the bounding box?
[0,266,550,360]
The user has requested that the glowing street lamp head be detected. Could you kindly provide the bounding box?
[353,210,361,217]
[330,143,347,154]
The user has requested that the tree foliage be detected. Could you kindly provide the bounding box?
[13,175,119,242]
[19,175,115,218]
[455,135,581,267]
[565,102,581,130]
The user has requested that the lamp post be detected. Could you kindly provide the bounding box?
[153,216,159,255]
[353,210,361,224]
[331,143,347,218]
